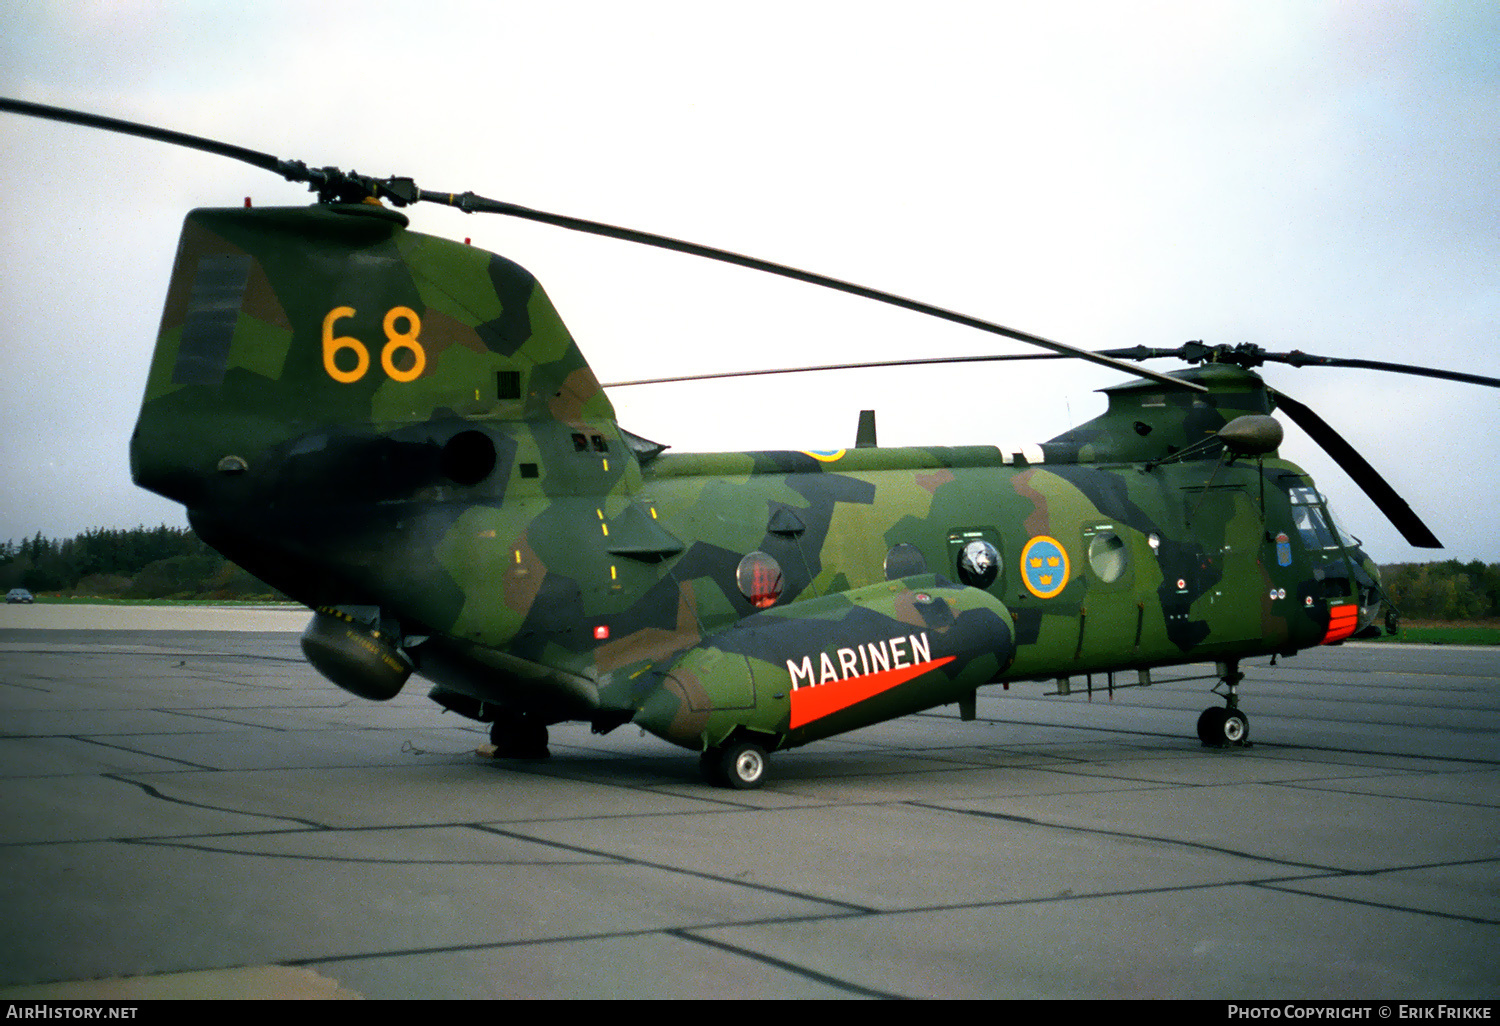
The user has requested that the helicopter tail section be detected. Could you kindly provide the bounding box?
[132,203,611,502]
[130,203,617,625]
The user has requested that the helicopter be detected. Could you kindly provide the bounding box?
[6,97,1497,789]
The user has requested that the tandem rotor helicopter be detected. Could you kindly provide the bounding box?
[7,97,1497,789]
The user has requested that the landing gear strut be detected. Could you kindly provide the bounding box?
[1197,660,1251,748]
[487,713,550,759]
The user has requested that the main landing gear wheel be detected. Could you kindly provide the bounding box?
[701,740,769,789]
[1197,706,1249,748]
[488,714,550,759]
[699,749,726,787]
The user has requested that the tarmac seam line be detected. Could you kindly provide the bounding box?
[668,929,904,999]
[71,734,219,770]
[1273,777,1500,810]
[1250,880,1500,926]
[126,835,605,867]
[473,822,880,914]
[101,772,328,829]
[904,799,1340,872]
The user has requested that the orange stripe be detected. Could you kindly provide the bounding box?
[789,656,956,729]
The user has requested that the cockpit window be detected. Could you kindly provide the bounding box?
[1289,486,1340,550]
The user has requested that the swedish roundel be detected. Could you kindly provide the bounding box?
[1020,536,1070,599]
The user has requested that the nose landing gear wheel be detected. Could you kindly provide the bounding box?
[1222,709,1248,745]
[1197,706,1249,747]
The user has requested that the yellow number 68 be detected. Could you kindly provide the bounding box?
[322,306,426,383]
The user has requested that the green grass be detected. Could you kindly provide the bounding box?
[1374,621,1500,645]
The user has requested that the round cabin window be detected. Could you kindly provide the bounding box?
[1088,530,1128,583]
[883,543,928,580]
[736,552,784,609]
[956,540,1000,589]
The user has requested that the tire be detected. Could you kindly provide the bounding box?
[1197,706,1228,747]
[718,740,768,790]
[1197,706,1249,747]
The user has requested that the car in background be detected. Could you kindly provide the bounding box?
[6,588,34,604]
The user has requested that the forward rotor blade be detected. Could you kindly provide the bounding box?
[1269,387,1441,548]
[603,343,1206,387]
[604,351,1068,387]
[1269,351,1500,389]
[423,191,1206,394]
[1107,341,1500,390]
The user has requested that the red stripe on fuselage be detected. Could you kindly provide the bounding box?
[788,657,956,729]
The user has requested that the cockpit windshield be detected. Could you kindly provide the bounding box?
[1288,486,1342,551]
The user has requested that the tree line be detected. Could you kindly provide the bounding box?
[0,525,282,601]
[1380,560,1500,622]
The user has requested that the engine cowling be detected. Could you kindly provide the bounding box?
[301,609,412,700]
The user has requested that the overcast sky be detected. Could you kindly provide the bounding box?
[1,1,1496,564]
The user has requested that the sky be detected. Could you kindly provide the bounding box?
[1,0,1496,564]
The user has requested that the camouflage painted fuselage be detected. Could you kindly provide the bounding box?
[132,204,1376,757]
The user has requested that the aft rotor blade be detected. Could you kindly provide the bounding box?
[0,97,417,205]
[1269,387,1442,548]
[0,96,1200,390]
[423,190,1206,394]
[0,97,288,175]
